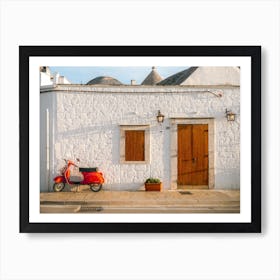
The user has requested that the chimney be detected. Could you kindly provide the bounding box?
[131,80,137,85]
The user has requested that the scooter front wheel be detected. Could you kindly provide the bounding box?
[53,182,65,192]
[90,184,102,192]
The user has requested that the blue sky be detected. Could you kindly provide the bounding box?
[49,66,188,84]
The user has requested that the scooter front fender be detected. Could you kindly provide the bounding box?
[54,176,65,183]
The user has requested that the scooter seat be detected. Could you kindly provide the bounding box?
[79,167,98,172]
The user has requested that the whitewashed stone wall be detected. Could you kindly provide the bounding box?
[40,85,240,191]
[40,72,53,86]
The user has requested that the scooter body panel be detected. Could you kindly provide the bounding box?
[80,171,105,184]
[54,175,65,183]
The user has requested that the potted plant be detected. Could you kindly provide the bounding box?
[144,178,162,191]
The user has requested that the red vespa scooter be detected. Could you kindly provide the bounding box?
[53,159,104,192]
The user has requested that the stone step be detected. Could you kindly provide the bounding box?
[79,206,240,214]
[41,199,240,207]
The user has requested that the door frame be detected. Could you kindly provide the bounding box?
[170,118,215,190]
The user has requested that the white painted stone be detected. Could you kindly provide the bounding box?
[40,84,240,191]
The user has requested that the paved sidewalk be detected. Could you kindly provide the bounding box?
[40,189,240,213]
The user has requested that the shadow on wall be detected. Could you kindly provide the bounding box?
[56,117,161,139]
[54,118,163,166]
[163,119,171,189]
[102,183,145,191]
[215,168,240,189]
[112,126,120,165]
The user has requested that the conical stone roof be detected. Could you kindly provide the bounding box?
[86,76,122,85]
[141,67,163,85]
[157,67,198,85]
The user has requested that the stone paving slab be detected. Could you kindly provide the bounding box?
[40,189,240,213]
[41,189,240,200]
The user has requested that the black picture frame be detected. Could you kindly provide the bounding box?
[20,46,261,233]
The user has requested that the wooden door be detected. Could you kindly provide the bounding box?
[177,124,208,187]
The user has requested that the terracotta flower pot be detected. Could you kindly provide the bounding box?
[144,182,162,191]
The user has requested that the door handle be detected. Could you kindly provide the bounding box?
[192,157,197,163]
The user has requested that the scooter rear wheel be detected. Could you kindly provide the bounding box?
[90,184,102,192]
[53,182,65,192]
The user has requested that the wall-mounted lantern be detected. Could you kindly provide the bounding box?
[156,110,165,124]
[225,109,236,121]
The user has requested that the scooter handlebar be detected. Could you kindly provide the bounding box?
[63,158,79,167]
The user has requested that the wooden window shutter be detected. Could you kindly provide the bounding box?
[125,130,145,161]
